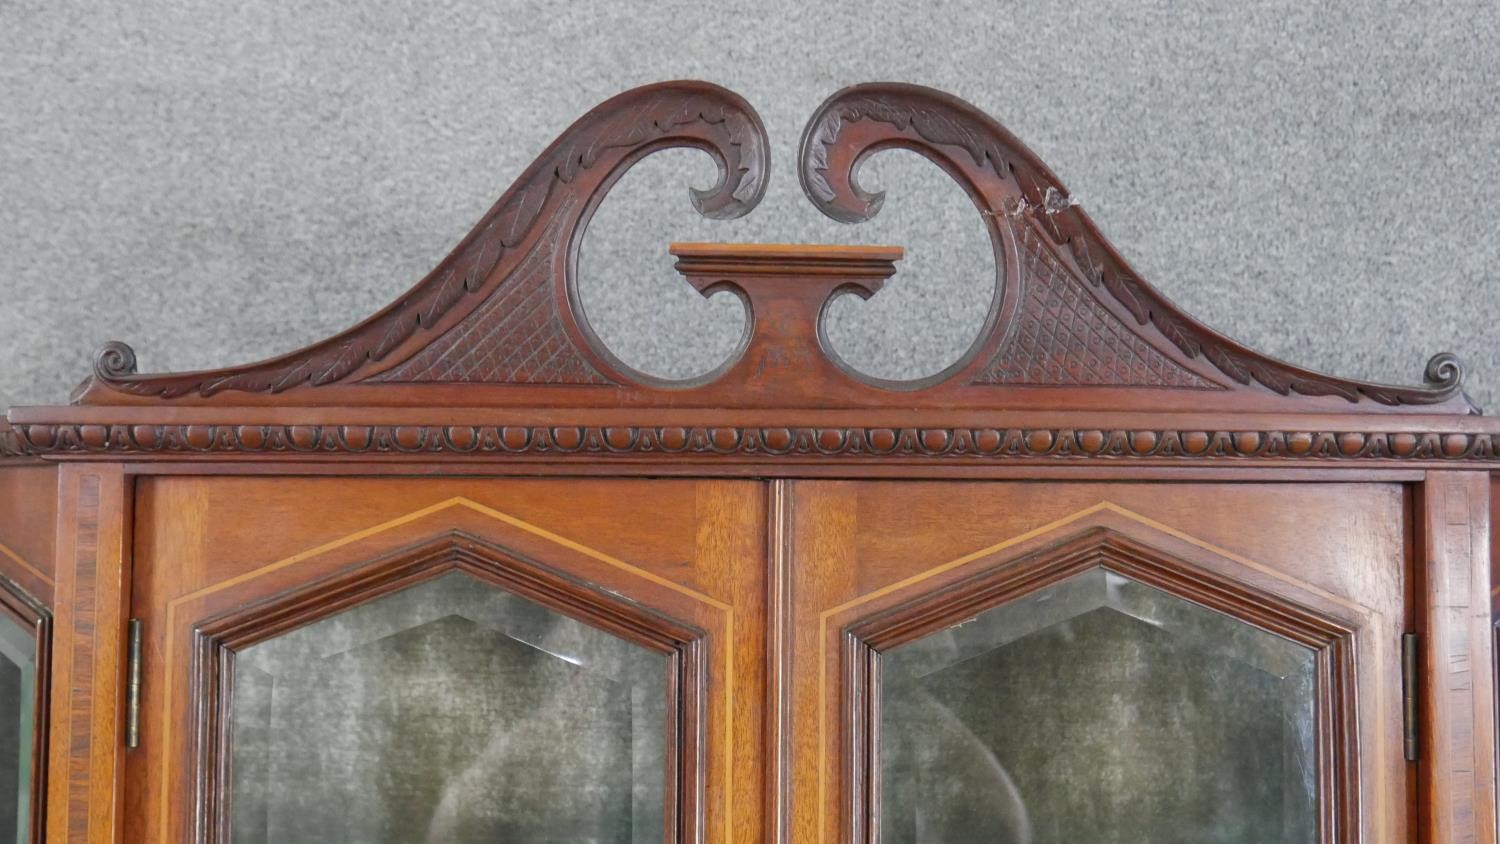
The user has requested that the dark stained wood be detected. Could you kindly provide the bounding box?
[0,81,1491,843]
[799,83,1472,413]
[70,81,769,408]
[0,464,57,843]
[29,82,1463,416]
[10,408,1500,466]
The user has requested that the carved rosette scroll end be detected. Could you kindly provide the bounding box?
[1422,352,1477,413]
[93,342,138,380]
[1424,352,1465,390]
[686,136,767,222]
[73,341,141,402]
[798,93,888,225]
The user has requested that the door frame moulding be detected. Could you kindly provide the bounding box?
[188,531,707,844]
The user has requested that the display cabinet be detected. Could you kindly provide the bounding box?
[1,81,1496,842]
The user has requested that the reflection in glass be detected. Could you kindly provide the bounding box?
[0,612,36,844]
[228,571,668,843]
[880,569,1318,844]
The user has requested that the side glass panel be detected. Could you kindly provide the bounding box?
[227,571,669,843]
[879,568,1318,844]
[0,613,37,844]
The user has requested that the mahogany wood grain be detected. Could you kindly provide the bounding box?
[0,465,58,605]
[0,81,1491,843]
[1419,472,1497,843]
[46,464,131,844]
[39,86,1466,416]
[124,476,765,843]
[765,480,793,842]
[0,464,58,844]
[787,481,1412,843]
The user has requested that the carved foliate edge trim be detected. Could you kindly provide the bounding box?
[799,82,1475,411]
[5,422,1499,462]
[80,81,770,400]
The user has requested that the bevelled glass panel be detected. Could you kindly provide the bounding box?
[880,568,1318,844]
[228,571,669,843]
[0,612,37,844]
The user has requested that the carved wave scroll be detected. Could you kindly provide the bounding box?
[79,81,770,400]
[799,82,1472,410]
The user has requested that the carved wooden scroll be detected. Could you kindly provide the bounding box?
[799,83,1469,410]
[54,81,1475,416]
[76,81,770,403]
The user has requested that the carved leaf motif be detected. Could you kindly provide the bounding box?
[313,342,369,387]
[799,82,1471,409]
[87,82,769,400]
[370,308,418,360]
[370,210,607,386]
[495,177,552,247]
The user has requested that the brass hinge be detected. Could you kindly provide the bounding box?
[1402,632,1419,762]
[126,618,143,750]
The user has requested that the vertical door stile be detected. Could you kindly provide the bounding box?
[47,464,132,844]
[1419,471,1497,844]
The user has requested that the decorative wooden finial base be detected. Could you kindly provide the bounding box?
[668,243,902,396]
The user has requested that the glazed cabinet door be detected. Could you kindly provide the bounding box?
[125,476,767,843]
[787,481,1414,843]
[0,466,55,844]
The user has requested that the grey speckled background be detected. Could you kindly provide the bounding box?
[1,0,1497,409]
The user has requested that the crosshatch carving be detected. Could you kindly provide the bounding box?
[972,224,1219,389]
[369,209,613,386]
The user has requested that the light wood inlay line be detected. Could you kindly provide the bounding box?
[0,538,53,588]
[766,479,793,844]
[65,473,101,842]
[814,499,1378,843]
[155,495,735,840]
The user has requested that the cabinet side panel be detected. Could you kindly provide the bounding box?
[0,465,57,605]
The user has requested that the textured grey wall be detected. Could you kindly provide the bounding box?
[1,1,1497,410]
